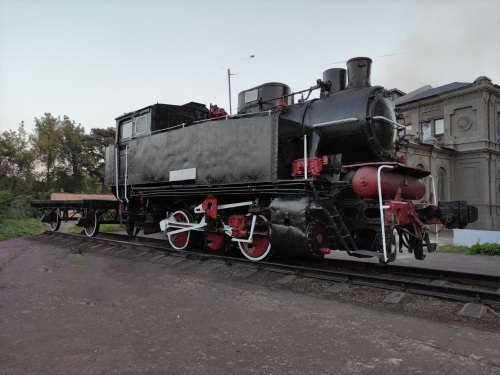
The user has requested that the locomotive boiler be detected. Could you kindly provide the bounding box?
[52,57,480,263]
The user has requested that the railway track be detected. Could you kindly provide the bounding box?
[38,230,500,307]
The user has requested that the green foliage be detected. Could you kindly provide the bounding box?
[434,245,469,254]
[30,113,61,184]
[0,122,35,193]
[2,114,116,227]
[99,224,125,233]
[66,223,124,234]
[0,190,53,222]
[28,114,115,193]
[0,190,11,223]
[83,127,116,184]
[58,116,87,192]
[0,219,46,241]
[468,242,500,256]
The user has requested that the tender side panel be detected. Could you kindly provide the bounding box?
[107,116,279,187]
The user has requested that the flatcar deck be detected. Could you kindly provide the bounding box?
[31,199,118,210]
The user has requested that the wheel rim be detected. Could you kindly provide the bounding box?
[238,215,272,261]
[166,210,191,250]
[49,211,60,231]
[84,211,99,237]
[388,227,397,253]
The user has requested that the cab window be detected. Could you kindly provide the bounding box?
[120,120,132,142]
[134,115,147,135]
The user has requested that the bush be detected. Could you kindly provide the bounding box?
[0,189,55,222]
[0,190,12,223]
[468,242,500,256]
[0,219,46,241]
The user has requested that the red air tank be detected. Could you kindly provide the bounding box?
[351,166,426,200]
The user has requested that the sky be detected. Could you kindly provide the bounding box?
[1,0,499,136]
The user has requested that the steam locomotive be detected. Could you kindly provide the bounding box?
[36,57,478,263]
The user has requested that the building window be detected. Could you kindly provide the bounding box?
[420,119,444,142]
[437,168,447,201]
[420,121,431,141]
[435,119,444,134]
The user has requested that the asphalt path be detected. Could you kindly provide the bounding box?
[1,237,499,374]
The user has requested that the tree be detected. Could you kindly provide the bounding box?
[25,113,116,194]
[0,122,35,193]
[30,113,62,184]
[83,127,116,185]
[58,116,88,192]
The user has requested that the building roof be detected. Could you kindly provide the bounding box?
[395,82,470,105]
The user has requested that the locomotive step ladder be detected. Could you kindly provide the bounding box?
[324,204,358,253]
[325,203,397,262]
[326,207,395,263]
[327,200,396,262]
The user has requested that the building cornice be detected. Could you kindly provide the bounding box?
[441,85,500,103]
[396,98,443,111]
[395,79,500,111]
[453,151,498,160]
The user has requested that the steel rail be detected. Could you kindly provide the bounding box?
[92,232,500,288]
[301,258,500,288]
[38,231,500,306]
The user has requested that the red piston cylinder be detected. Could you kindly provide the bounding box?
[351,166,426,200]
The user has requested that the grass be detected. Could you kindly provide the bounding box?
[435,243,500,256]
[0,219,47,241]
[64,223,125,234]
[434,245,470,255]
[0,219,126,241]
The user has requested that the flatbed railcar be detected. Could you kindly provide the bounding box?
[33,57,478,263]
[31,199,119,237]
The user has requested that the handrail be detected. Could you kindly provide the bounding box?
[303,134,308,179]
[428,175,437,205]
[428,174,439,243]
[372,116,405,131]
[312,118,358,128]
[377,165,394,263]
[124,145,129,203]
[114,145,122,203]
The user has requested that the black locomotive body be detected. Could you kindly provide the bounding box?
[91,58,478,262]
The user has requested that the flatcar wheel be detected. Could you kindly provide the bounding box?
[126,218,140,237]
[238,215,272,261]
[165,209,193,250]
[84,210,100,237]
[49,211,61,232]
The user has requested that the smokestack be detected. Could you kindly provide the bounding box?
[346,57,372,88]
[322,68,346,97]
